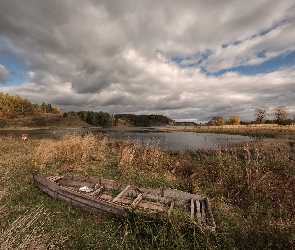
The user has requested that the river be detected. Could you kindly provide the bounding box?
[0,127,253,151]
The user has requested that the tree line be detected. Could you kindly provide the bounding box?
[207,106,294,126]
[63,112,174,127]
[0,92,60,118]
[207,115,241,126]
[114,114,174,127]
[63,111,115,127]
[1,92,293,127]
[254,106,293,125]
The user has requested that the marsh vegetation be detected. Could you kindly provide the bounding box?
[0,126,294,249]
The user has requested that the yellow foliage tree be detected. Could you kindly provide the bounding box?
[227,115,240,125]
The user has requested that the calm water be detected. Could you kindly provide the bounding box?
[0,127,252,150]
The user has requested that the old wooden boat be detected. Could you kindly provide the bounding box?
[33,173,216,231]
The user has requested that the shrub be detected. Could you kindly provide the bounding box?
[0,119,6,128]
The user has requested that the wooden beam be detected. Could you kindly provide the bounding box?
[196,200,202,224]
[190,198,195,219]
[90,186,105,197]
[131,193,143,207]
[168,200,174,215]
[112,185,131,202]
[201,199,206,223]
[204,197,216,231]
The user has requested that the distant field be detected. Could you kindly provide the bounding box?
[161,124,295,138]
[0,128,294,249]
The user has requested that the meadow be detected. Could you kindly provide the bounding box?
[0,125,294,249]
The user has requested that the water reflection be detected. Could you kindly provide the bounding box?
[107,131,252,150]
[0,127,252,150]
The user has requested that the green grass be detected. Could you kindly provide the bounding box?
[0,132,294,249]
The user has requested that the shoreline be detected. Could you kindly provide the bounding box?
[1,124,294,139]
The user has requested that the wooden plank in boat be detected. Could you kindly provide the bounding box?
[168,200,174,215]
[115,197,133,205]
[131,193,143,207]
[100,193,113,201]
[196,200,202,224]
[138,200,166,212]
[112,185,131,202]
[190,198,195,219]
[89,186,105,197]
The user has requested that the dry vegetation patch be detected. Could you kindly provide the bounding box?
[1,132,295,249]
[33,133,108,170]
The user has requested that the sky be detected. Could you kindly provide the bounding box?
[0,0,295,123]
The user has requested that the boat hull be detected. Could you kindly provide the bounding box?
[33,173,216,230]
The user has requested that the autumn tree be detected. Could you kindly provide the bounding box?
[41,102,54,113]
[0,92,35,117]
[273,106,290,124]
[227,115,240,125]
[208,116,226,126]
[53,107,61,114]
[0,92,60,117]
[254,106,268,124]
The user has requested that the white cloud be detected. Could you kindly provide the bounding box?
[0,64,9,83]
[201,20,295,72]
[0,0,294,121]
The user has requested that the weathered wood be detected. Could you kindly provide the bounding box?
[196,200,201,224]
[46,176,64,182]
[112,185,131,202]
[204,197,216,231]
[33,173,216,231]
[131,193,143,207]
[190,198,195,219]
[201,199,206,224]
[89,186,105,197]
[168,200,174,215]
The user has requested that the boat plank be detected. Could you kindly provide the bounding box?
[131,193,143,207]
[112,185,131,202]
[190,198,195,219]
[196,200,201,224]
[90,186,105,197]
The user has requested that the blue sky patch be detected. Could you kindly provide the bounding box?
[212,50,295,76]
[0,50,28,86]
[167,48,295,76]
[170,50,213,68]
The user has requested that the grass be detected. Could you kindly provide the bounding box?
[0,128,295,249]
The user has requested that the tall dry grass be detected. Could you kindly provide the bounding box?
[33,133,108,170]
[33,135,180,185]
[110,139,167,171]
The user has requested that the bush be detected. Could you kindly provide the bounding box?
[0,119,6,128]
[278,119,293,125]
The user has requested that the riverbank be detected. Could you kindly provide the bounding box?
[160,124,295,138]
[0,133,294,249]
[2,114,295,139]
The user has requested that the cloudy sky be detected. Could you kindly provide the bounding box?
[0,0,294,122]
